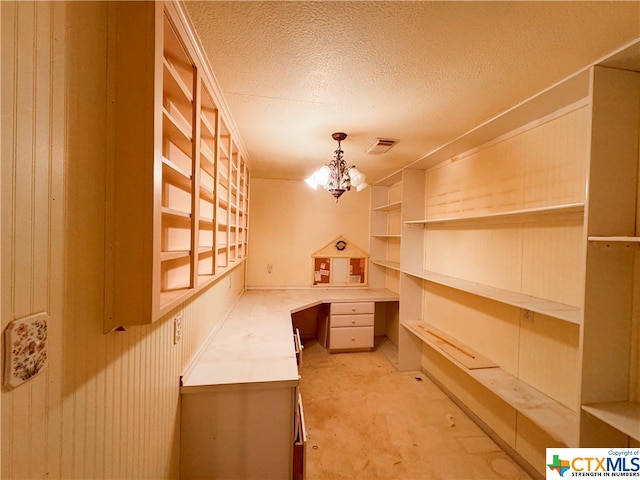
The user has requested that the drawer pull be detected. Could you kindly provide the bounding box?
[351,320,356,324]
[351,337,355,341]
[351,308,356,312]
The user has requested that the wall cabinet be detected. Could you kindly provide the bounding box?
[392,41,640,475]
[105,2,249,330]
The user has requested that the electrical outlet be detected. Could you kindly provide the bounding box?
[267,264,273,274]
[173,314,182,344]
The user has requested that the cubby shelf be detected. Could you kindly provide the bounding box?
[163,58,193,104]
[405,203,585,227]
[107,1,249,329]
[369,171,403,292]
[402,319,579,447]
[402,268,581,324]
[582,402,640,442]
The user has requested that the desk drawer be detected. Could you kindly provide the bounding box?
[329,326,374,350]
[331,313,374,328]
[330,302,374,315]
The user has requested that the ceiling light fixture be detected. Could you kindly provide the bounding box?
[305,132,368,202]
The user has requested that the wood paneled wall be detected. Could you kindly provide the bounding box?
[1,3,245,478]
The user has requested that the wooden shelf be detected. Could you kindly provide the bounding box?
[402,268,581,324]
[161,250,190,262]
[163,57,193,102]
[403,320,497,369]
[371,259,401,271]
[371,234,401,239]
[199,184,214,202]
[402,320,579,446]
[161,206,191,219]
[200,141,214,165]
[405,203,584,227]
[163,108,192,157]
[200,112,216,139]
[372,201,402,212]
[162,157,191,190]
[588,236,640,245]
[582,402,640,441]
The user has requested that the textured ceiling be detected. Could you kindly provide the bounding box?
[184,1,640,184]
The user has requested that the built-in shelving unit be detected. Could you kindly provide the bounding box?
[369,171,403,293]
[106,2,249,330]
[389,40,640,475]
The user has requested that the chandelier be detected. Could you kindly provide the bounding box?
[304,132,368,202]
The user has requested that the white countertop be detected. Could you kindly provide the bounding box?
[180,288,399,392]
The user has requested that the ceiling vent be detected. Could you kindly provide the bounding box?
[365,137,399,155]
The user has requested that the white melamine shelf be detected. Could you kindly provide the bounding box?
[405,203,585,227]
[402,320,579,446]
[588,236,640,244]
[402,320,497,369]
[372,201,402,212]
[371,259,401,271]
[582,402,640,441]
[402,268,581,324]
[372,234,401,239]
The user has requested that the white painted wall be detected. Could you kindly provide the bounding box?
[247,178,370,287]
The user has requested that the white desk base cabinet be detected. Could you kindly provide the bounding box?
[329,302,375,352]
[181,382,299,479]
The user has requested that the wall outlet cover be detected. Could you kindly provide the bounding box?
[4,312,48,389]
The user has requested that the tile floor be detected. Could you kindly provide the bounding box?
[298,337,535,480]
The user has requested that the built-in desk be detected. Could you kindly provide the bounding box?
[180,288,399,480]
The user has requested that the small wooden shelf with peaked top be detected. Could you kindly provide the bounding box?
[311,236,368,286]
